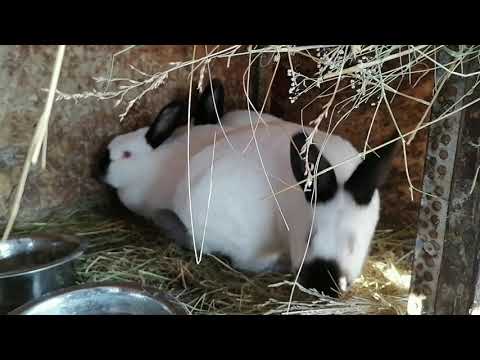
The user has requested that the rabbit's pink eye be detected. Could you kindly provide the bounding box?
[123,151,132,159]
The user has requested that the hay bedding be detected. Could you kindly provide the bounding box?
[5,204,415,315]
[3,45,478,315]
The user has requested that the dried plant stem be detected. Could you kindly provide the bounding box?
[243,48,290,232]
[199,131,217,263]
[32,46,67,165]
[2,45,66,242]
[381,87,420,200]
[104,45,137,92]
[286,55,348,313]
[381,82,431,106]
[287,185,318,313]
[322,45,428,82]
[363,97,383,157]
[469,165,480,196]
[266,93,480,201]
[186,46,200,264]
[40,126,48,170]
[413,46,480,78]
[242,50,281,153]
[205,57,236,151]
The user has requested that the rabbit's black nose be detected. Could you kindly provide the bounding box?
[298,258,344,298]
[95,148,111,182]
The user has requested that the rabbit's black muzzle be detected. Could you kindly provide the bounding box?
[94,148,111,183]
[298,258,347,298]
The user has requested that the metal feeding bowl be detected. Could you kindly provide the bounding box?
[0,233,87,314]
[9,282,189,315]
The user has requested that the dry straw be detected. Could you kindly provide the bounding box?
[49,45,480,202]
[2,45,66,241]
[4,207,415,315]
[2,45,480,313]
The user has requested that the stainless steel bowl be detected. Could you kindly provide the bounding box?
[0,233,87,314]
[9,282,189,315]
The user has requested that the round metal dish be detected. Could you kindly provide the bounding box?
[9,282,189,315]
[0,233,87,314]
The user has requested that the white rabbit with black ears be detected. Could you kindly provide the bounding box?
[97,78,399,298]
[97,80,226,218]
[167,114,399,297]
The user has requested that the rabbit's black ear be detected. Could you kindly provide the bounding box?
[145,101,187,149]
[344,132,400,205]
[195,78,224,125]
[290,131,338,204]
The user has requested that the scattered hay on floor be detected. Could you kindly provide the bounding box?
[4,206,415,315]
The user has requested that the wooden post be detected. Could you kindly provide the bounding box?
[408,50,480,315]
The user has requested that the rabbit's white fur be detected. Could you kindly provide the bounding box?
[103,111,281,219]
[171,112,379,286]
[102,105,393,294]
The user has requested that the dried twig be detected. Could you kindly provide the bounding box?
[2,45,66,241]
